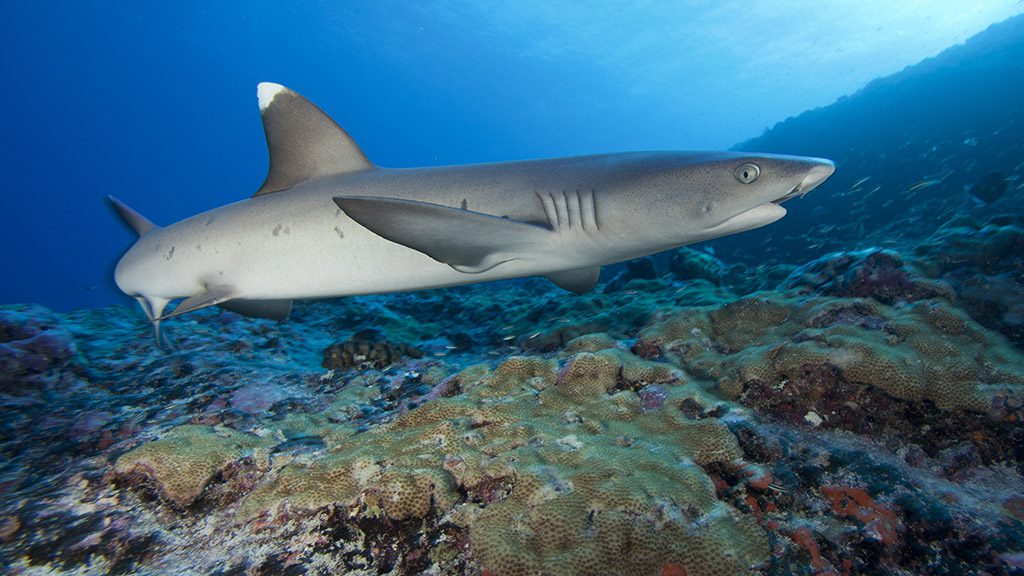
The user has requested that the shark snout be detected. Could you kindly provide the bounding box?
[776,158,836,203]
[795,160,835,197]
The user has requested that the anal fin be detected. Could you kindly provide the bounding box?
[219,298,292,321]
[546,267,601,294]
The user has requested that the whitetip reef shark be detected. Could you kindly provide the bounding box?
[110,83,835,342]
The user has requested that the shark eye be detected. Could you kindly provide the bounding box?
[734,163,760,184]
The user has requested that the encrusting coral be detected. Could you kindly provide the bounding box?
[112,425,272,507]
[124,351,771,576]
[637,291,1024,414]
[3,257,1022,574]
[96,271,1024,574]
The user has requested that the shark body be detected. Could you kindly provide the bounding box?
[111,83,834,338]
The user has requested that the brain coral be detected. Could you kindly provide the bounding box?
[638,292,1024,413]
[113,425,270,507]
[230,354,767,576]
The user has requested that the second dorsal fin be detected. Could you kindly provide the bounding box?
[254,83,373,196]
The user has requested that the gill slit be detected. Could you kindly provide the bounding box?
[536,189,600,234]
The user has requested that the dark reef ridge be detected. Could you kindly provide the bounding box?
[724,13,1024,269]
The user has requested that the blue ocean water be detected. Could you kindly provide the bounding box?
[3,4,1024,576]
[2,1,1021,310]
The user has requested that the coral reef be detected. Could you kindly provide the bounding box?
[604,256,659,292]
[111,425,271,507]
[669,248,729,286]
[200,352,767,576]
[914,216,1024,345]
[780,248,955,305]
[1,220,1023,575]
[0,303,83,394]
[639,292,1023,414]
[323,328,424,370]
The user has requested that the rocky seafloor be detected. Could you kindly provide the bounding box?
[2,215,1024,576]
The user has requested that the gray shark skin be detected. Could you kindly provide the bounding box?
[110,83,834,340]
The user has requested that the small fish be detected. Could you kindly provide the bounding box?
[850,176,872,189]
[967,172,1008,205]
[908,178,942,192]
[818,224,835,233]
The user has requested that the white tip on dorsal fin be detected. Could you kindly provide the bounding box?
[254,82,373,197]
[257,82,287,112]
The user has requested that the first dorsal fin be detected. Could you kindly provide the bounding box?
[254,83,373,196]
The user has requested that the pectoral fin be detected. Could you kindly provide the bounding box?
[163,286,237,319]
[333,196,553,274]
[546,267,601,294]
[219,298,293,321]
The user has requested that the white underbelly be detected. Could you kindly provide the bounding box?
[221,218,547,300]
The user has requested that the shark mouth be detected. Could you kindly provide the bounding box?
[710,162,835,236]
[704,202,787,236]
[773,184,804,205]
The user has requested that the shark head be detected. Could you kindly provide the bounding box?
[610,152,835,247]
[695,152,835,239]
